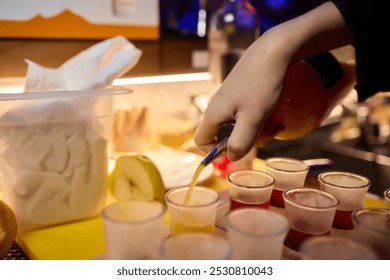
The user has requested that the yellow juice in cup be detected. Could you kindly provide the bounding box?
[170,220,215,235]
[166,186,219,236]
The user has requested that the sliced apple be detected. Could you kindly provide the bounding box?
[0,200,17,259]
[108,154,166,203]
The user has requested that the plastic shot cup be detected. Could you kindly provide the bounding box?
[283,187,339,251]
[352,208,390,260]
[102,200,164,260]
[165,186,219,235]
[265,157,309,208]
[160,232,232,260]
[384,188,390,209]
[318,171,371,230]
[227,170,275,210]
[224,208,289,260]
[300,236,378,260]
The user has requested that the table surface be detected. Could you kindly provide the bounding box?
[11,159,388,260]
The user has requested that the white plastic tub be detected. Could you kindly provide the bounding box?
[0,87,131,231]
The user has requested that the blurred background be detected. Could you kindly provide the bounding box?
[1,0,330,77]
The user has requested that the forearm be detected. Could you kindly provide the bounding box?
[259,1,354,64]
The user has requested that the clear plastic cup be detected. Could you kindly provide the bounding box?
[352,208,390,260]
[227,170,274,210]
[283,187,339,251]
[265,157,309,208]
[102,200,164,260]
[225,207,289,259]
[300,236,378,260]
[160,232,232,260]
[165,186,219,235]
[318,171,371,230]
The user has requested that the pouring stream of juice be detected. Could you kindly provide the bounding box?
[184,124,234,205]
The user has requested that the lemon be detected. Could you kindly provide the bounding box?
[0,199,17,259]
[108,155,166,203]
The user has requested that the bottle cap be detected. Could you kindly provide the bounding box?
[202,123,235,166]
[216,123,234,142]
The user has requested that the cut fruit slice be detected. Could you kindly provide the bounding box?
[0,200,17,259]
[108,154,166,203]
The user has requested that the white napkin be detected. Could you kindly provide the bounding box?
[0,102,107,230]
[24,35,142,92]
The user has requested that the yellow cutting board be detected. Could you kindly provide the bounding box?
[17,216,106,260]
[16,176,224,260]
[16,205,174,260]
[15,190,120,260]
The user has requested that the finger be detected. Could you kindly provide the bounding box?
[227,114,262,161]
[194,120,218,154]
[194,108,234,153]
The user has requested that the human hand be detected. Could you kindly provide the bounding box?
[194,35,288,161]
[195,1,352,161]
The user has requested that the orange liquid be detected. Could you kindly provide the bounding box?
[259,61,355,145]
[184,162,206,205]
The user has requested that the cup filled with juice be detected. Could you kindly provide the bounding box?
[265,157,309,208]
[227,170,275,210]
[165,186,219,235]
[318,171,370,230]
[283,187,339,251]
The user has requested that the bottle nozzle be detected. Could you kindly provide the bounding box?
[201,123,234,166]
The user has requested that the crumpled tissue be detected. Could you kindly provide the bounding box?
[25,35,141,91]
[0,36,140,230]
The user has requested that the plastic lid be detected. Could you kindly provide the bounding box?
[0,86,131,101]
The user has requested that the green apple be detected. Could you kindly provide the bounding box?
[108,154,166,203]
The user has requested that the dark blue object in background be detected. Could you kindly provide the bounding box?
[160,0,201,36]
[250,0,323,32]
[159,0,324,37]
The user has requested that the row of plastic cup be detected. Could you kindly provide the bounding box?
[101,189,390,260]
[101,157,390,260]
[174,191,390,260]
[224,157,390,259]
[227,162,371,231]
[223,206,390,260]
[101,201,390,260]
[101,186,221,260]
[230,157,385,230]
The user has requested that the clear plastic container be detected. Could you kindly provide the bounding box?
[0,87,131,231]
